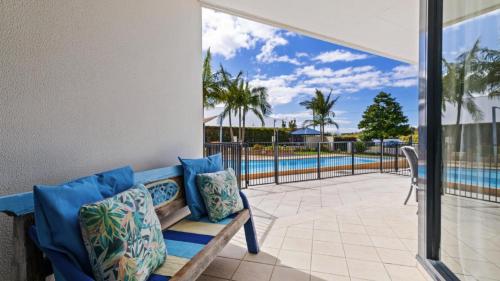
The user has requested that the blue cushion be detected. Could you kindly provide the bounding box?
[34,176,104,275]
[95,166,134,197]
[178,154,223,220]
[33,166,135,275]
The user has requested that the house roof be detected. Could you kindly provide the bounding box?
[291,128,321,135]
[203,115,219,124]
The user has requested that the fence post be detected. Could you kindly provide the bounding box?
[274,141,279,184]
[395,143,399,172]
[380,142,384,173]
[317,143,321,179]
[351,142,355,175]
[244,143,249,188]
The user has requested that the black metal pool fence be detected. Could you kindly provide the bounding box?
[204,141,500,203]
[204,141,416,188]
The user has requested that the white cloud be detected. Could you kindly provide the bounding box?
[392,79,418,87]
[202,8,278,59]
[295,65,376,78]
[203,8,302,65]
[313,50,369,63]
[249,75,317,105]
[295,65,336,77]
[256,37,302,65]
[391,65,418,79]
[390,65,418,87]
[295,52,309,58]
[294,64,417,93]
[250,63,417,107]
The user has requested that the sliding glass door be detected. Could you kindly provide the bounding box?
[440,1,500,280]
[419,0,500,280]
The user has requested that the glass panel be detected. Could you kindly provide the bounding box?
[441,1,500,280]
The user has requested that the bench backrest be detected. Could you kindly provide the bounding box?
[0,164,188,281]
[143,174,190,229]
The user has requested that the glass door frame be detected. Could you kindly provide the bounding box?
[417,0,459,280]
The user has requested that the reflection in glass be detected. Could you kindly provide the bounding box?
[441,1,500,280]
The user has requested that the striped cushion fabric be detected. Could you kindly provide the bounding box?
[147,213,238,281]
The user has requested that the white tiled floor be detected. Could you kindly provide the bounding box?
[196,173,430,281]
[441,195,500,281]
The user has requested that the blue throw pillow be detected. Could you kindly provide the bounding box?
[96,166,134,197]
[178,154,223,219]
[33,166,135,275]
[34,176,104,275]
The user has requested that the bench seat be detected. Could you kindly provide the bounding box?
[150,211,249,281]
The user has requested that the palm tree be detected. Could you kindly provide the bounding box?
[300,89,340,141]
[482,48,500,97]
[238,81,271,142]
[442,39,499,151]
[218,66,242,142]
[442,40,484,126]
[217,67,271,142]
[202,49,221,109]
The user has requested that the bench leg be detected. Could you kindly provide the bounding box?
[12,215,47,281]
[239,192,259,254]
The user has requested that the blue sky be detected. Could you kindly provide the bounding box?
[202,8,418,133]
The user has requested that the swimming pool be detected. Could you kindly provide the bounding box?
[443,167,500,187]
[240,156,381,174]
[236,157,500,188]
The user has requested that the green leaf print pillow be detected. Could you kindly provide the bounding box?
[79,185,166,281]
[196,168,244,222]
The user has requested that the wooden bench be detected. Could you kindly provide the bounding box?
[0,165,260,281]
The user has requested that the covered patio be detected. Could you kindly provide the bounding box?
[197,173,427,281]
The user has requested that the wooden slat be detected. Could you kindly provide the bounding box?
[156,198,187,229]
[170,210,250,281]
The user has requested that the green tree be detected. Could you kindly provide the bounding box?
[202,49,222,108]
[442,40,484,150]
[300,89,340,141]
[442,40,500,151]
[288,119,297,130]
[358,92,411,142]
[237,81,271,142]
[482,48,500,96]
[218,66,242,141]
[218,67,271,142]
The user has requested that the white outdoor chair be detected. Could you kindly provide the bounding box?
[401,146,418,205]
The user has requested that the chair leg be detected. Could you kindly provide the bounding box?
[404,184,414,205]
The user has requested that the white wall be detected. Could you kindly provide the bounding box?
[0,0,202,278]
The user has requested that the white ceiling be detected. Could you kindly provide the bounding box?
[200,0,500,64]
[200,0,420,64]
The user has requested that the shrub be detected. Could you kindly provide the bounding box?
[204,126,290,143]
[253,144,264,150]
[354,141,367,153]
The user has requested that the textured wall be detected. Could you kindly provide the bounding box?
[0,0,202,278]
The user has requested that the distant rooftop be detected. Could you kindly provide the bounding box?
[290,128,320,135]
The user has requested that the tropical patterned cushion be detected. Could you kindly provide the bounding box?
[196,168,244,222]
[79,185,166,281]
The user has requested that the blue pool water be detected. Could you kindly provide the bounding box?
[240,156,380,174]
[235,157,500,188]
[443,167,500,187]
